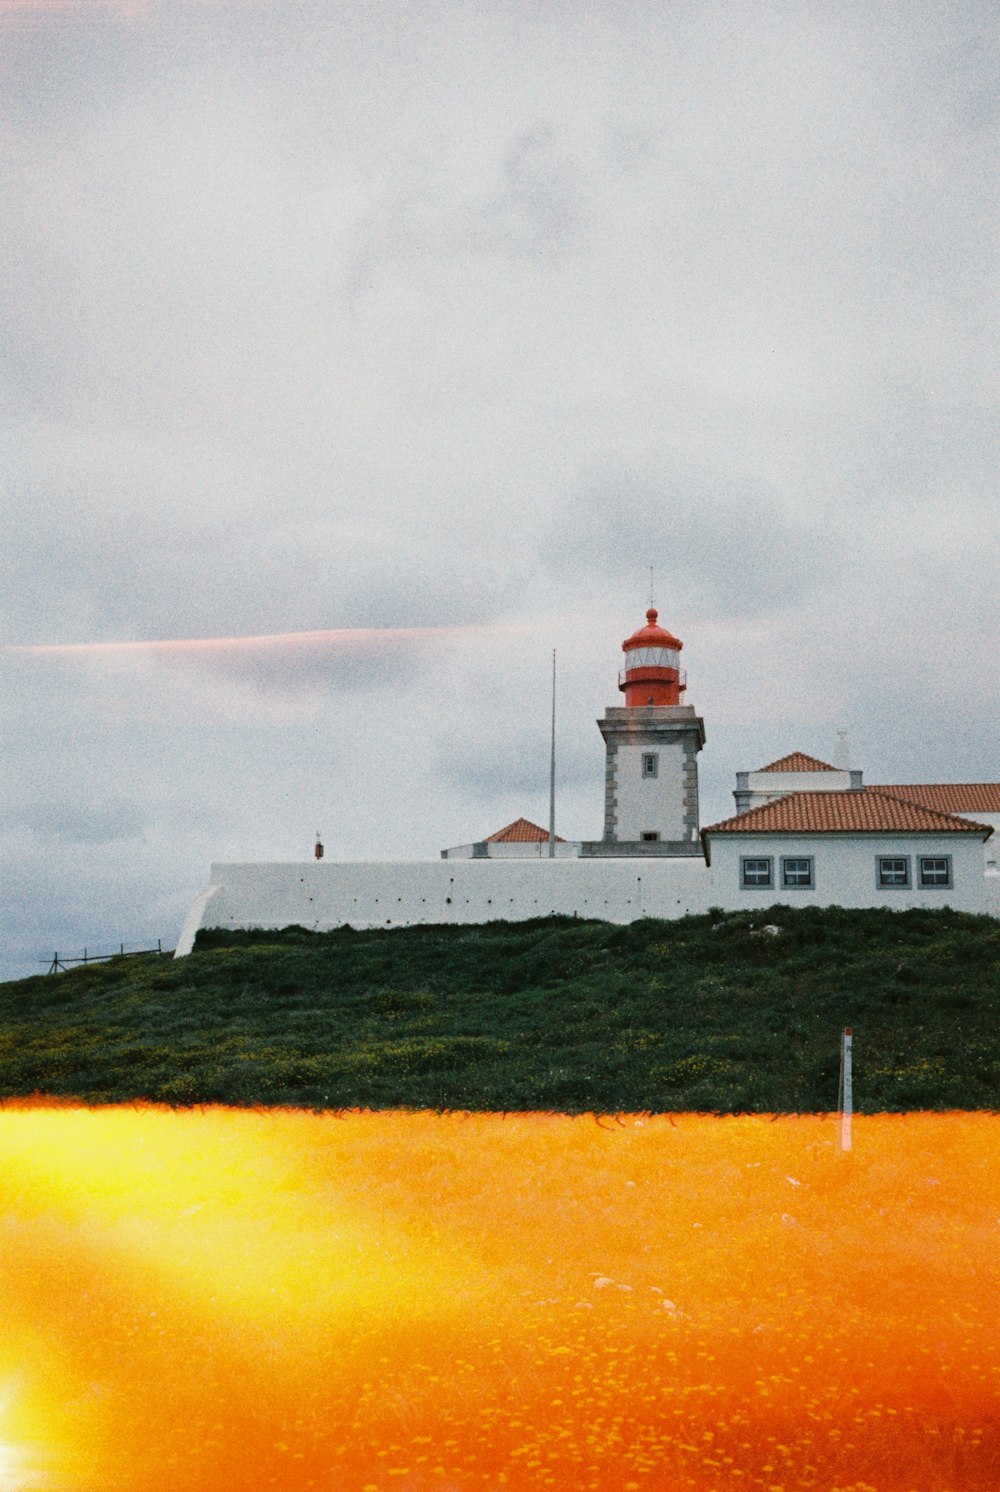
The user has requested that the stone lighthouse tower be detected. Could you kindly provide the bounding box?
[596,607,706,853]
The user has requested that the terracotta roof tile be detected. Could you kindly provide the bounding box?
[866,784,1000,814]
[757,752,837,773]
[486,817,565,843]
[703,790,992,837]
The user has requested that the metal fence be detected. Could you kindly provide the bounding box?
[43,941,170,975]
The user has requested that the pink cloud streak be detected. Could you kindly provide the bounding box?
[0,0,148,24]
[2,622,534,657]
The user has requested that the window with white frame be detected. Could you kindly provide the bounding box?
[740,856,773,889]
[641,753,658,778]
[919,855,952,888]
[877,856,910,888]
[781,856,814,889]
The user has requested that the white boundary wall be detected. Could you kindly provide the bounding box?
[175,858,716,954]
[175,838,999,956]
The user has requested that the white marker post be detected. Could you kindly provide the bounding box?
[548,649,557,859]
[838,1027,853,1152]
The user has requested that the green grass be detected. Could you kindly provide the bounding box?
[1,907,998,1111]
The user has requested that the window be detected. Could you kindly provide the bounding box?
[877,856,910,888]
[781,856,814,889]
[641,753,658,779]
[919,856,952,888]
[640,831,660,842]
[627,646,680,670]
[741,856,773,889]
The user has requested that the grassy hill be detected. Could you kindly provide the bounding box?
[1,906,998,1112]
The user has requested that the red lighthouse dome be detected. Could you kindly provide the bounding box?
[618,608,687,707]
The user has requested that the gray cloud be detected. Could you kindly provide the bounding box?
[432,722,597,808]
[345,122,588,298]
[3,795,146,845]
[545,453,848,620]
[1,0,995,977]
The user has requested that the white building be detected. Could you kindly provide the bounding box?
[596,607,704,852]
[862,784,1000,873]
[703,787,994,914]
[733,751,863,813]
[441,817,578,860]
[440,608,705,862]
[175,608,999,953]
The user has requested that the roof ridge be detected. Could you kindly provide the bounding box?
[757,751,837,773]
[703,789,992,838]
[859,787,989,828]
[868,781,1000,789]
[864,783,1000,813]
[486,816,566,843]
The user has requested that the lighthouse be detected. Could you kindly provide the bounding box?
[596,607,706,852]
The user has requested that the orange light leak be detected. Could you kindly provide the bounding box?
[0,1108,998,1492]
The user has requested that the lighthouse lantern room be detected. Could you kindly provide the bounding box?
[597,606,706,853]
[618,607,687,707]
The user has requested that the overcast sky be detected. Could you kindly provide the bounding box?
[2,0,997,980]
